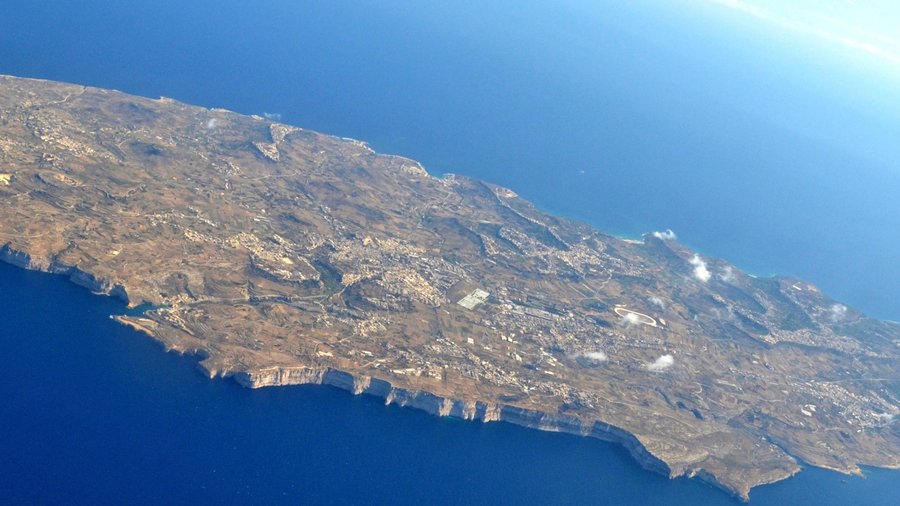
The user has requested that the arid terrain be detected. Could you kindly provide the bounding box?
[1,75,897,500]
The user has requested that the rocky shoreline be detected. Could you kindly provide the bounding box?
[0,245,130,303]
[0,242,764,501]
[233,365,674,471]
[227,364,797,501]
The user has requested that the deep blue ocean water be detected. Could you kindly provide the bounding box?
[0,0,898,503]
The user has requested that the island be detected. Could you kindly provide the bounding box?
[0,75,897,501]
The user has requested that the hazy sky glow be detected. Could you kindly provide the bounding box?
[703,0,900,68]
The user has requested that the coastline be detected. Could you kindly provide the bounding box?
[0,244,784,502]
[226,363,784,502]
[0,75,894,500]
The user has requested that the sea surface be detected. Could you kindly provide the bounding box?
[0,0,898,503]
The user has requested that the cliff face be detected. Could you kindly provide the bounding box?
[225,363,762,498]
[232,364,674,480]
[209,362,808,501]
[0,246,129,302]
[1,74,897,502]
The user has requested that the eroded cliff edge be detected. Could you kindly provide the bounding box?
[0,75,897,501]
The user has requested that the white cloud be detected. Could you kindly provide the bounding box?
[206,118,219,129]
[719,265,736,283]
[263,112,282,121]
[652,229,677,241]
[647,354,674,372]
[648,296,666,309]
[582,351,608,362]
[689,254,711,282]
[830,303,848,322]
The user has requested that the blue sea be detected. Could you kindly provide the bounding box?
[0,0,898,503]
